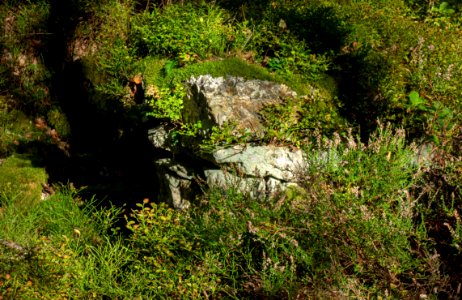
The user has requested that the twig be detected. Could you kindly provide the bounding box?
[17,32,54,36]
[0,239,28,259]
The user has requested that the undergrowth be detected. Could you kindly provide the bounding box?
[1,126,460,298]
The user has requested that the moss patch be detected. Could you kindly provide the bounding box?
[0,103,38,157]
[0,154,47,208]
[141,57,312,95]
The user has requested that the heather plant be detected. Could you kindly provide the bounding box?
[410,125,462,293]
[185,125,447,298]
[291,125,438,297]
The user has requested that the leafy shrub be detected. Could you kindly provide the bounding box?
[405,90,457,144]
[133,3,240,59]
[248,13,332,81]
[125,200,221,298]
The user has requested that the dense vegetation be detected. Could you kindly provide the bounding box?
[0,0,461,298]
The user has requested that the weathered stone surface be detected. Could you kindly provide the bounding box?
[148,125,172,151]
[154,158,195,210]
[211,145,306,181]
[183,75,296,134]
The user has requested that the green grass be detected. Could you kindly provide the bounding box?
[0,186,126,298]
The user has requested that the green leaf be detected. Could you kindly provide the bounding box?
[408,91,426,109]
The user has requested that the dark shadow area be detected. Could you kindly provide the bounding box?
[45,63,160,209]
[332,49,394,140]
[279,5,350,55]
[27,0,162,209]
[215,0,270,21]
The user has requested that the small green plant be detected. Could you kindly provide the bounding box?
[125,200,192,267]
[145,82,185,122]
[124,200,220,298]
[162,59,178,76]
[406,90,456,144]
[431,1,456,16]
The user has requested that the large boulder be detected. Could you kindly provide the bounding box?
[150,75,305,208]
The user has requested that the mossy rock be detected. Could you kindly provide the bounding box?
[141,56,313,95]
[0,154,47,208]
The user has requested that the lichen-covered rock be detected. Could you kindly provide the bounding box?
[204,169,295,197]
[211,145,306,181]
[148,125,173,151]
[183,75,296,135]
[203,144,306,198]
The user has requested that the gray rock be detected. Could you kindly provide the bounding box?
[204,169,266,196]
[183,75,296,135]
[211,145,306,181]
[154,158,195,210]
[148,125,172,151]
